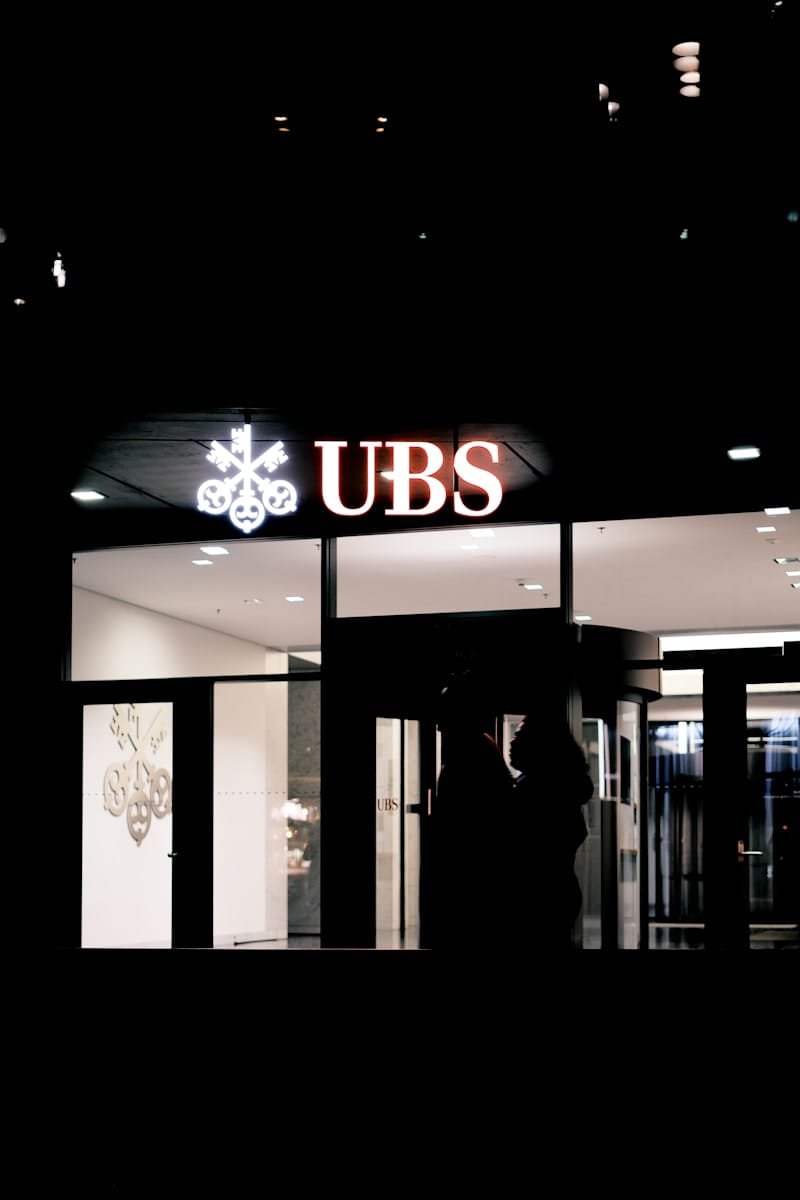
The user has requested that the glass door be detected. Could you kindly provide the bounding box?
[82,701,174,947]
[745,690,799,948]
[375,717,424,948]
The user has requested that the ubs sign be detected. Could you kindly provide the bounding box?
[197,429,503,532]
[315,440,503,518]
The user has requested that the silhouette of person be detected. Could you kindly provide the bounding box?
[431,672,515,949]
[509,710,594,949]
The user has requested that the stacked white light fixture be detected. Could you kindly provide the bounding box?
[599,81,620,120]
[672,41,701,98]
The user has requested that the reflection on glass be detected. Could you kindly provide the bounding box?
[375,718,421,948]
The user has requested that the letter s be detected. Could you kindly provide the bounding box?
[453,441,503,517]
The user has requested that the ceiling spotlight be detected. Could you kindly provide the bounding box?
[673,56,700,72]
[680,72,701,84]
[598,83,609,101]
[775,557,800,565]
[375,127,385,133]
[285,595,305,602]
[680,85,701,98]
[71,490,106,501]
[575,615,592,623]
[608,101,620,115]
[418,231,428,239]
[756,526,777,533]
[764,507,791,516]
[680,228,689,239]
[274,115,288,122]
[672,41,700,56]
[192,559,214,566]
[727,446,760,461]
[519,582,544,591]
[13,298,25,306]
[793,582,800,589]
[200,546,229,555]
[377,116,388,123]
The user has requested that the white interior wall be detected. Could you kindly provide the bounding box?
[213,682,288,945]
[72,588,273,679]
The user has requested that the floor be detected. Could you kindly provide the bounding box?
[649,923,799,950]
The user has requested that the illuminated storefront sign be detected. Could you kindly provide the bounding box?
[197,425,298,533]
[315,440,503,517]
[196,432,502,530]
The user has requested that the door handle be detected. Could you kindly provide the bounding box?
[737,839,763,860]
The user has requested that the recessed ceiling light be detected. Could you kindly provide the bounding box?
[575,615,592,622]
[278,126,290,133]
[673,56,700,72]
[598,83,609,101]
[672,41,700,56]
[375,127,385,133]
[679,85,701,97]
[680,72,701,83]
[71,489,106,501]
[786,571,800,577]
[756,526,777,533]
[285,595,305,602]
[192,559,213,566]
[469,529,495,539]
[764,507,790,516]
[13,298,26,305]
[793,582,800,589]
[608,101,620,115]
[460,545,480,551]
[519,582,543,590]
[200,546,229,556]
[775,557,800,565]
[377,116,388,123]
[727,446,760,461]
[274,115,288,121]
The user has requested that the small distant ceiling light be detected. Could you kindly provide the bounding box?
[13,298,25,306]
[787,211,799,223]
[765,507,791,515]
[680,72,701,84]
[792,582,800,589]
[418,231,428,239]
[278,126,290,133]
[200,546,229,555]
[775,557,800,565]
[598,83,609,101]
[71,490,106,501]
[680,85,701,98]
[673,56,700,72]
[756,526,777,533]
[786,571,800,577]
[608,101,620,116]
[672,41,700,56]
[377,116,388,123]
[274,115,288,122]
[575,615,592,622]
[52,253,66,288]
[727,446,760,461]
[192,559,214,566]
[519,582,544,591]
[375,127,385,133]
[285,595,305,602]
[680,228,689,239]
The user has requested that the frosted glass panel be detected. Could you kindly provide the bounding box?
[82,702,173,948]
[376,718,402,938]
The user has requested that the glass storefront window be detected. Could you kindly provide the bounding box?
[339,525,560,618]
[72,538,321,680]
